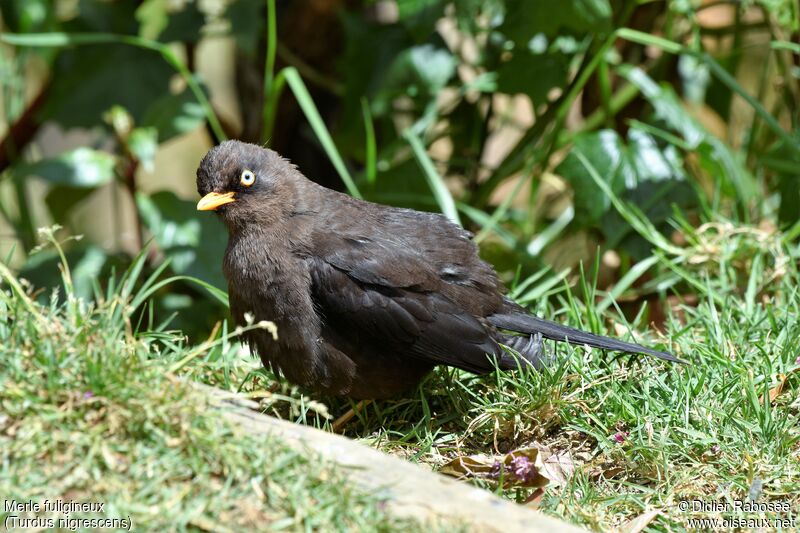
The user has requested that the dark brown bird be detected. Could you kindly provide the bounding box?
[196,140,680,399]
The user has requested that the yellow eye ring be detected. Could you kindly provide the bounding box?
[240,169,256,187]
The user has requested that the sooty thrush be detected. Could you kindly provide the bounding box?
[196,140,680,399]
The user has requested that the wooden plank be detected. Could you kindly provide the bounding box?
[201,385,584,533]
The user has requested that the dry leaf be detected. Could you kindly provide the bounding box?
[439,454,496,479]
[524,487,546,509]
[536,446,575,487]
[439,447,549,488]
[759,369,796,404]
[600,466,624,479]
[621,509,661,533]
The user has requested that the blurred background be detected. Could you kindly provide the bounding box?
[0,0,797,339]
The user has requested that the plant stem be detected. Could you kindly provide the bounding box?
[0,86,49,173]
[261,0,278,144]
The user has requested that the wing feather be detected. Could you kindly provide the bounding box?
[309,258,500,373]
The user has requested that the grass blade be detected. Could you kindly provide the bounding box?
[617,28,799,151]
[283,67,361,198]
[597,255,659,313]
[261,0,279,144]
[574,149,683,256]
[403,128,461,226]
[361,98,377,185]
[527,205,575,256]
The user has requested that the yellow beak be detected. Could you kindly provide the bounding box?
[197,191,236,211]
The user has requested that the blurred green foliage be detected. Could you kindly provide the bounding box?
[0,0,798,337]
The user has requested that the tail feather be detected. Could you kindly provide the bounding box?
[488,312,685,364]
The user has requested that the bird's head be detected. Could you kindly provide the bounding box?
[196,140,299,231]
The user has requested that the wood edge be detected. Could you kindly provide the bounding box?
[194,383,585,533]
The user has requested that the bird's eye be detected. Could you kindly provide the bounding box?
[240,169,256,187]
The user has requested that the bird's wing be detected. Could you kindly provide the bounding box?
[312,228,441,290]
[308,255,501,374]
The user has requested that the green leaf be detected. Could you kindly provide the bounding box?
[771,40,800,54]
[620,66,705,146]
[128,127,158,172]
[765,142,800,224]
[136,191,227,289]
[45,186,96,223]
[136,0,169,40]
[452,0,506,34]
[42,43,174,128]
[557,128,698,258]
[618,30,798,152]
[443,99,489,177]
[373,44,456,115]
[1,31,226,141]
[223,0,264,57]
[140,88,206,142]
[0,0,55,33]
[159,2,206,44]
[15,148,117,187]
[499,0,611,42]
[366,158,437,209]
[136,0,205,43]
[558,130,624,225]
[396,0,445,39]
[397,0,442,19]
[496,50,569,104]
[67,0,139,34]
[678,54,711,104]
[620,65,758,205]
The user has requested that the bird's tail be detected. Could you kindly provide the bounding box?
[488,312,684,364]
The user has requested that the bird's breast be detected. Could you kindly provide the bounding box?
[223,234,319,350]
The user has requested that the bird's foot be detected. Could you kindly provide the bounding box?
[500,333,553,369]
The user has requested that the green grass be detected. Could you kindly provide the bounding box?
[204,219,800,530]
[0,239,419,532]
[3,220,799,531]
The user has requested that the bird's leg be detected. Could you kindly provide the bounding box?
[500,332,552,369]
[523,332,554,368]
[521,332,542,355]
[331,399,372,433]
